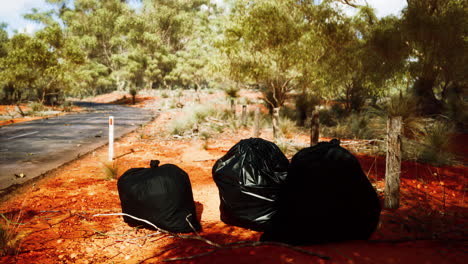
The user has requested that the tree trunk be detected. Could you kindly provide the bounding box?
[384,116,402,209]
[195,83,201,103]
[15,103,26,117]
[241,105,247,127]
[253,107,261,138]
[310,108,319,146]
[272,107,280,140]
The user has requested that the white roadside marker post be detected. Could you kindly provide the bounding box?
[109,116,114,161]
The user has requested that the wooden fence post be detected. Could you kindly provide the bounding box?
[310,107,319,146]
[230,98,235,115]
[272,107,280,140]
[241,105,247,127]
[253,107,261,137]
[384,116,403,209]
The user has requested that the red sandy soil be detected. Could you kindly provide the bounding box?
[0,90,466,264]
[0,104,82,126]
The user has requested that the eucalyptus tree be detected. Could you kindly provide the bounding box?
[400,0,467,115]
[0,20,84,104]
[0,24,8,58]
[220,0,313,110]
[44,0,133,94]
[0,24,10,101]
[166,2,219,91]
[139,0,214,89]
[308,3,400,112]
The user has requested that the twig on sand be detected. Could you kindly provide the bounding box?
[114,149,139,159]
[93,213,222,247]
[93,213,331,262]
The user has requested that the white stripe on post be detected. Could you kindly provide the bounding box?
[109,116,114,161]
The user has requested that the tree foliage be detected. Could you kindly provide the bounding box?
[0,0,465,122]
[220,0,322,109]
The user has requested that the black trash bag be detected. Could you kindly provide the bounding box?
[261,139,381,245]
[212,138,289,231]
[117,160,201,233]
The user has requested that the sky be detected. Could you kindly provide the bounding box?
[0,0,407,36]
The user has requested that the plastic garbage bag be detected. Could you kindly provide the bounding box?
[117,160,201,233]
[261,139,381,245]
[212,138,289,231]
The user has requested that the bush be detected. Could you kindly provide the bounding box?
[28,102,45,113]
[224,86,239,99]
[320,112,380,140]
[168,105,219,136]
[318,109,338,127]
[129,88,138,105]
[170,119,194,136]
[418,121,456,166]
[370,94,426,139]
[330,103,347,119]
[193,105,217,123]
[444,85,468,131]
[279,117,298,139]
[102,161,119,180]
[161,91,169,98]
[61,101,73,112]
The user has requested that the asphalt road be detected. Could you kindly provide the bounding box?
[0,102,154,193]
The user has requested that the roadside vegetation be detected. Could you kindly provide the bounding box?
[0,1,466,262]
[0,0,464,165]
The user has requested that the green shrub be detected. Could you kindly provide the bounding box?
[318,109,338,127]
[210,123,225,133]
[418,121,456,166]
[61,101,73,112]
[370,94,426,139]
[224,86,239,99]
[169,119,193,136]
[330,103,347,119]
[161,91,169,98]
[279,117,298,138]
[129,88,138,105]
[192,105,217,123]
[102,161,119,180]
[217,108,235,120]
[320,113,380,140]
[28,102,45,113]
[444,86,467,129]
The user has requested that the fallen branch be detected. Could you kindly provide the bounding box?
[114,149,139,160]
[93,213,222,247]
[93,213,331,262]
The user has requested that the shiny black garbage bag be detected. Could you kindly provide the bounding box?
[117,160,201,233]
[261,139,381,245]
[212,138,289,231]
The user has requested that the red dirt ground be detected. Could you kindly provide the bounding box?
[0,104,83,126]
[0,90,466,264]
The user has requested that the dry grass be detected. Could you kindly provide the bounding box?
[0,214,23,257]
[101,160,119,180]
